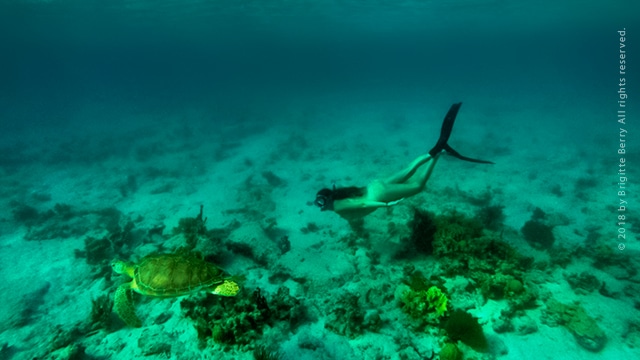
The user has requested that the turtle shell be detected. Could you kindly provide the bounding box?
[134,253,225,297]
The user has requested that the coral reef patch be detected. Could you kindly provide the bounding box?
[542,299,607,352]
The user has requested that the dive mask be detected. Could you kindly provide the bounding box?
[314,188,334,211]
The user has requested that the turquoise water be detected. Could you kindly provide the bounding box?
[1,0,635,138]
[0,1,639,360]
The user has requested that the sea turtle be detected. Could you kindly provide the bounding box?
[111,252,240,327]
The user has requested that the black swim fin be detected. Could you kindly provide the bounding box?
[428,102,494,164]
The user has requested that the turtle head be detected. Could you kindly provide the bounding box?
[212,280,241,297]
[111,260,134,277]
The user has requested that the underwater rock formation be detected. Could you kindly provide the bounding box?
[444,309,488,352]
[226,221,282,266]
[521,219,555,249]
[172,204,208,249]
[13,203,128,242]
[439,342,463,360]
[542,299,607,352]
[419,211,537,310]
[565,272,601,295]
[475,204,506,231]
[324,292,368,338]
[89,295,113,332]
[520,207,557,250]
[408,208,437,255]
[137,329,172,356]
[181,286,307,351]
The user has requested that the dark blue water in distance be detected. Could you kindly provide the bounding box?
[1,0,636,142]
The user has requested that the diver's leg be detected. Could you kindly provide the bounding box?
[413,154,440,190]
[383,154,433,184]
[376,157,439,200]
[376,183,422,200]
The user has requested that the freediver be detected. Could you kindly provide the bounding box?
[313,102,493,225]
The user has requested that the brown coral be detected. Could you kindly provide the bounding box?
[542,299,607,352]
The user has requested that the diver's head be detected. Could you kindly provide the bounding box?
[314,188,335,211]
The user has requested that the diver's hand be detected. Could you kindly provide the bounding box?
[386,198,404,206]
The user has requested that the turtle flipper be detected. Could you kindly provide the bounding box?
[114,283,142,327]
